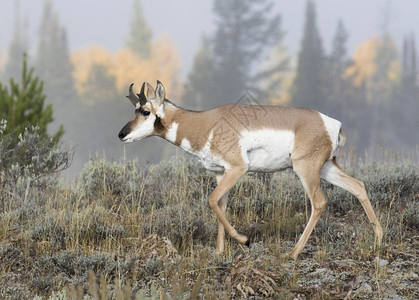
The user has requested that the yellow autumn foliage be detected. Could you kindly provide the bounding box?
[344,36,378,87]
[387,60,401,83]
[269,72,294,105]
[264,47,293,105]
[71,34,182,105]
[344,35,401,105]
[345,35,400,89]
[71,46,114,96]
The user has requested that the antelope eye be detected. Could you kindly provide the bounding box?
[142,110,150,116]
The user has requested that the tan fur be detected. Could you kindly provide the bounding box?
[159,104,330,157]
[119,82,383,260]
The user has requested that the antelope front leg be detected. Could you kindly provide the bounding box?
[209,167,248,253]
[215,174,229,253]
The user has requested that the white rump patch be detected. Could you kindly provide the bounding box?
[318,112,342,158]
[239,129,294,172]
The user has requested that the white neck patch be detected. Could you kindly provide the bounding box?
[165,122,178,143]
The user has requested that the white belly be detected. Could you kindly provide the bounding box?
[181,132,228,172]
[239,129,294,172]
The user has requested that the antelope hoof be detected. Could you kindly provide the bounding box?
[231,231,248,245]
[288,251,299,262]
[244,238,250,247]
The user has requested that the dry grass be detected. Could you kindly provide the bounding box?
[0,151,418,299]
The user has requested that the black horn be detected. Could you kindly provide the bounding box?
[126,83,139,106]
[137,82,147,106]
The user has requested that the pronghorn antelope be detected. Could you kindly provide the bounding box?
[118,81,383,260]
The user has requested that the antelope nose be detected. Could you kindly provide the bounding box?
[118,130,126,140]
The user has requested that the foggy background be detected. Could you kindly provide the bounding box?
[1,0,418,179]
[3,0,419,73]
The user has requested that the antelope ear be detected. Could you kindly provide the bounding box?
[155,80,165,105]
[146,83,155,100]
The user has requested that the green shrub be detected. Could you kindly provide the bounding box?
[403,201,419,230]
[141,201,216,252]
[28,204,128,252]
[0,120,72,207]
[0,244,27,273]
[361,162,418,207]
[78,159,134,198]
[32,250,120,292]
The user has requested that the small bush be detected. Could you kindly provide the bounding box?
[361,162,418,208]
[403,201,419,230]
[141,202,216,252]
[78,159,134,198]
[0,120,72,207]
[0,244,27,273]
[28,204,128,252]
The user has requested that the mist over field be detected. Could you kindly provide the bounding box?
[0,1,418,299]
[1,0,419,177]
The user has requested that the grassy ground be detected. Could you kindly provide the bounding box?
[0,151,418,299]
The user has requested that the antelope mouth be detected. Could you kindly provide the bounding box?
[120,136,134,143]
[118,132,133,143]
[123,139,134,143]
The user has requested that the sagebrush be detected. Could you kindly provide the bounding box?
[0,152,418,299]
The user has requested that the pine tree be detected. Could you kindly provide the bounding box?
[368,34,399,152]
[182,35,215,109]
[212,0,281,104]
[0,54,63,143]
[184,0,282,108]
[34,0,77,140]
[326,20,370,153]
[75,63,124,165]
[35,0,76,105]
[292,0,325,110]
[80,63,119,106]
[2,0,28,83]
[330,20,349,79]
[324,19,350,115]
[126,0,152,58]
[391,33,419,149]
[401,34,417,97]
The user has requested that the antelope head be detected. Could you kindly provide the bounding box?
[118,81,166,143]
